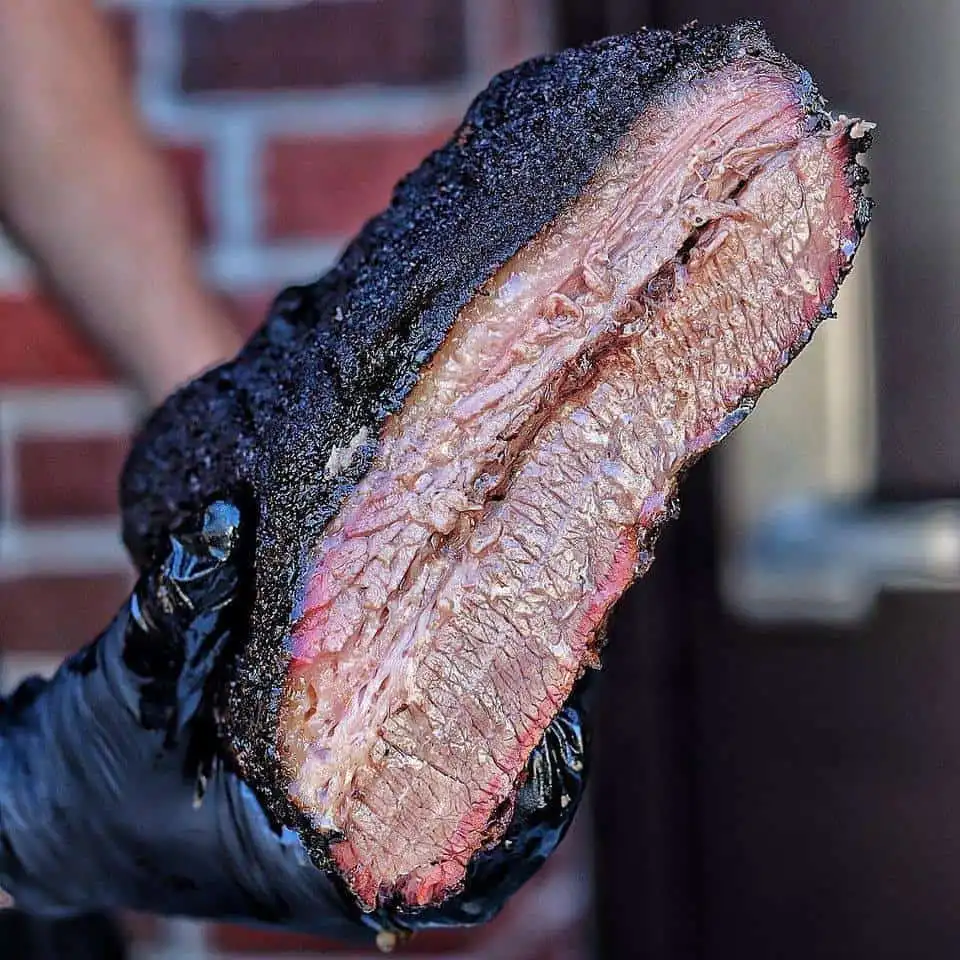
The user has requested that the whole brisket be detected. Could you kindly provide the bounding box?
[121,20,872,925]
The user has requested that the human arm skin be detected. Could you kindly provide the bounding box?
[0,0,242,404]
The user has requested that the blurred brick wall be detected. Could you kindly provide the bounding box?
[0,1,595,958]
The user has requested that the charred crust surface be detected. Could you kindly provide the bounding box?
[119,19,858,916]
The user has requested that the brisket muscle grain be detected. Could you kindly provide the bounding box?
[121,21,872,918]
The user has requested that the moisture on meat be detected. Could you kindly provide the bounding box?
[119,21,872,920]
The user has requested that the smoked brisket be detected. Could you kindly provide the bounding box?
[120,20,872,924]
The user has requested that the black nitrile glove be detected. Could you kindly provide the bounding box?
[0,500,589,943]
[0,501,362,942]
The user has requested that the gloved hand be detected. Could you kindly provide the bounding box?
[0,500,589,944]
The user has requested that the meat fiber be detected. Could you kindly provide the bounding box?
[120,21,872,921]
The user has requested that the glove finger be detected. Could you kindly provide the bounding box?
[127,499,241,640]
[119,500,245,736]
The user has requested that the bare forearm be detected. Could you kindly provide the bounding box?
[0,0,241,403]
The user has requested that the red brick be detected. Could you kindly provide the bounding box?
[17,435,130,521]
[0,295,113,385]
[264,129,453,240]
[180,1,466,92]
[0,573,132,653]
[161,144,209,242]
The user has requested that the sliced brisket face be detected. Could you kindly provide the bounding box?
[281,66,868,910]
[119,21,871,921]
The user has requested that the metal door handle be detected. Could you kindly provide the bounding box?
[725,499,960,623]
[718,238,956,624]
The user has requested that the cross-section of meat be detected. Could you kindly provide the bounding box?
[120,20,872,924]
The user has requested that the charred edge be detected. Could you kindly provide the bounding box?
[219,35,863,900]
[846,127,875,240]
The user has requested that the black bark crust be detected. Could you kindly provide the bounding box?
[119,20,818,910]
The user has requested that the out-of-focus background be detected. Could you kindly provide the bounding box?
[2,0,959,958]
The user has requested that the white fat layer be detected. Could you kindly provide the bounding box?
[324,426,370,479]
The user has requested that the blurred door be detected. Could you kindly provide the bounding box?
[559,1,960,958]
